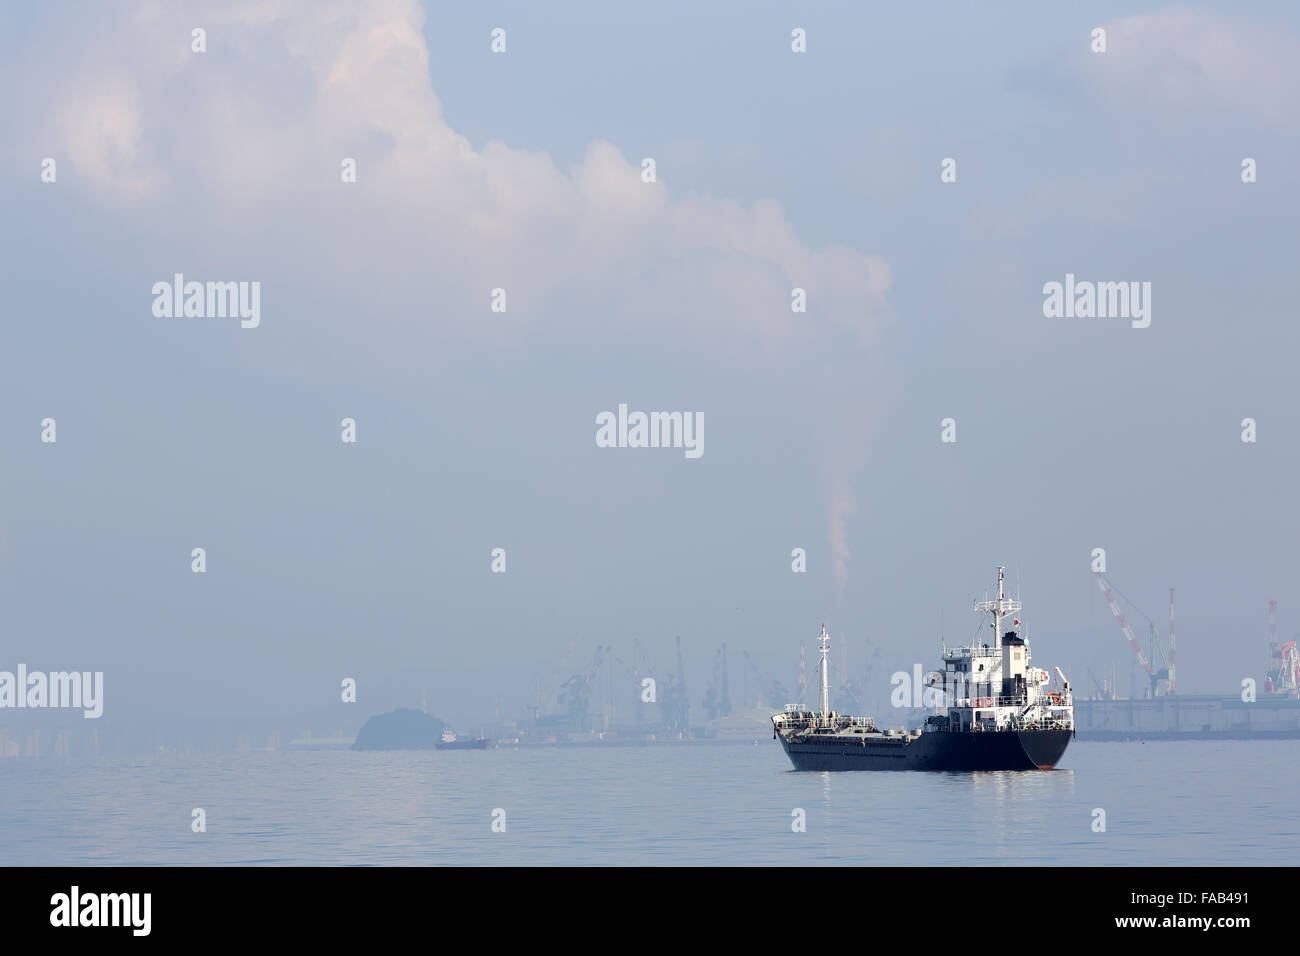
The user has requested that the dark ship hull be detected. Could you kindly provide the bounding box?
[435,738,490,750]
[778,728,1071,771]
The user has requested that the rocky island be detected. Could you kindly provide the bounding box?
[352,707,447,750]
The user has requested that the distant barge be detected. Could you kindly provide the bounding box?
[435,730,490,750]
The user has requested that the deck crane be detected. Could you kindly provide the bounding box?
[1093,572,1175,697]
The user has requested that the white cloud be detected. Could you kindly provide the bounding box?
[15,0,890,347]
[46,71,163,201]
[1084,7,1300,131]
[9,0,894,587]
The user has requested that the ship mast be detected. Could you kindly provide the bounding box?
[818,624,830,720]
[974,566,1021,654]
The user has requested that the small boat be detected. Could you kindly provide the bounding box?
[435,729,490,750]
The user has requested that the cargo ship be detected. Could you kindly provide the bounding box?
[772,567,1074,770]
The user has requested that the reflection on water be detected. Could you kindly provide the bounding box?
[0,741,1292,865]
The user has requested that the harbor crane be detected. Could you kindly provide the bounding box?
[558,645,610,731]
[1093,572,1175,697]
[613,638,653,726]
[1265,600,1299,696]
[741,651,788,710]
[703,643,733,721]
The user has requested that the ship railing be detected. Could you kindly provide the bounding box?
[953,694,1074,709]
[776,710,876,723]
[942,645,1000,660]
[1003,716,1075,732]
[775,714,881,735]
[965,720,1073,733]
[953,695,1028,709]
[959,709,1075,730]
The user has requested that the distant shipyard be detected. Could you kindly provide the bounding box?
[1076,577,1300,740]
[7,570,1300,757]
[490,636,780,747]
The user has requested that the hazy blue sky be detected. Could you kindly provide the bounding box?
[3,1,1299,733]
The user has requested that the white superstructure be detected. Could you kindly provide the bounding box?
[930,566,1073,733]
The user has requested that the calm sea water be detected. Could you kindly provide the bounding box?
[2,740,1296,865]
